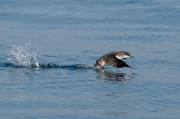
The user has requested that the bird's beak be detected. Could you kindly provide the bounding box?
[130,56,134,58]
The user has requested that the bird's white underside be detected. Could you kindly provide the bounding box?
[115,55,130,59]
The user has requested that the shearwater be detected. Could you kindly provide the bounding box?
[94,51,134,69]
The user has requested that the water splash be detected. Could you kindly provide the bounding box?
[7,44,39,67]
[6,44,93,69]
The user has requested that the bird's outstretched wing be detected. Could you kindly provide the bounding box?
[105,55,132,68]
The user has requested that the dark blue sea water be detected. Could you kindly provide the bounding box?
[0,0,180,119]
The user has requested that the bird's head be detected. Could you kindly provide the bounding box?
[116,51,134,59]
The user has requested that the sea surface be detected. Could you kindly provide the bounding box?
[0,0,180,119]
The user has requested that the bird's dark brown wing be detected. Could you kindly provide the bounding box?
[105,56,131,68]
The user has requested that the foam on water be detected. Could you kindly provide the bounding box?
[7,44,39,67]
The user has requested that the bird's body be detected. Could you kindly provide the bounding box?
[94,51,134,69]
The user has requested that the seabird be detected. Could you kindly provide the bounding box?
[94,51,134,69]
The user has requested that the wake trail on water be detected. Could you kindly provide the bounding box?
[6,44,93,69]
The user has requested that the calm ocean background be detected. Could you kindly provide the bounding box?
[0,0,180,119]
